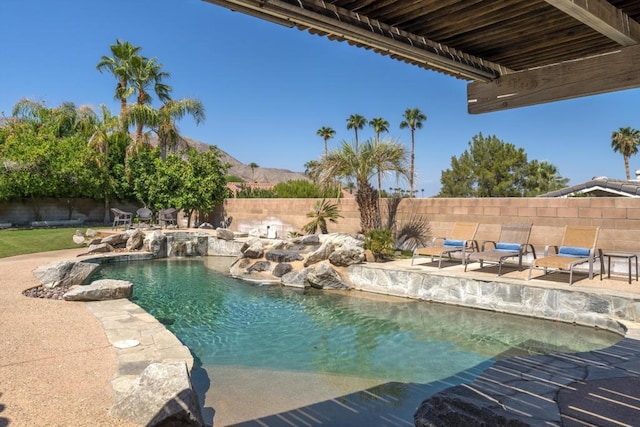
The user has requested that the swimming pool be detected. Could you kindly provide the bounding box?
[90,258,621,425]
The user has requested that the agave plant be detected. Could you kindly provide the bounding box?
[302,199,343,234]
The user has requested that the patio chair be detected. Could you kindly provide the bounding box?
[111,208,133,230]
[411,222,479,268]
[136,207,153,226]
[528,225,600,285]
[158,208,178,228]
[465,223,535,276]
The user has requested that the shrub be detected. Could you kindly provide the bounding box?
[364,228,395,261]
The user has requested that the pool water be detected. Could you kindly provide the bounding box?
[90,258,621,424]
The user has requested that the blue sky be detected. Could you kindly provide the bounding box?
[2,0,639,196]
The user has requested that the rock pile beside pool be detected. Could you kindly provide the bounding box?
[229,232,371,289]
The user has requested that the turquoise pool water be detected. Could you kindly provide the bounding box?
[90,258,621,423]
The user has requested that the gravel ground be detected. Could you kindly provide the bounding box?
[0,248,137,427]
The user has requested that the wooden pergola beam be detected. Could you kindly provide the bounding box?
[202,0,506,80]
[467,43,640,114]
[545,0,640,45]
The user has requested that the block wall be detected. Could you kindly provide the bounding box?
[223,197,640,253]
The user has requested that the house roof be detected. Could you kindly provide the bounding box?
[539,177,640,197]
[203,0,640,113]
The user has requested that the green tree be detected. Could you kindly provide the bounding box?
[248,162,259,182]
[438,133,567,197]
[369,117,390,193]
[316,126,335,155]
[126,98,205,161]
[316,139,408,232]
[127,146,229,227]
[611,127,640,180]
[304,160,319,183]
[273,179,340,198]
[399,108,427,198]
[96,39,142,131]
[302,199,343,234]
[524,160,570,196]
[346,114,367,153]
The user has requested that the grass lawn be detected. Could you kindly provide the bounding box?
[0,228,94,258]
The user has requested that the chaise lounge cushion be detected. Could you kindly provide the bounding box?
[558,246,590,257]
[495,242,521,252]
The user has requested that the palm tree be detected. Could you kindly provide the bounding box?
[302,199,343,234]
[369,117,390,192]
[346,114,367,153]
[248,162,259,182]
[96,39,141,131]
[369,117,389,141]
[304,160,319,183]
[88,105,121,223]
[400,108,427,198]
[316,126,335,155]
[611,127,640,180]
[315,139,408,232]
[124,97,204,160]
[127,55,173,142]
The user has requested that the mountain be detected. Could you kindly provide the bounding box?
[147,135,308,183]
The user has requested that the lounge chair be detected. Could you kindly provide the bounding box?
[136,207,153,226]
[158,208,177,228]
[411,222,479,268]
[465,223,535,276]
[528,225,600,285]
[111,208,133,230]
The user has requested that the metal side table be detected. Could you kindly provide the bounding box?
[600,251,638,284]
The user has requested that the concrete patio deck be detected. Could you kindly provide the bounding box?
[1,248,640,426]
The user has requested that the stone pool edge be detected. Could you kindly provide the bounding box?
[347,263,640,338]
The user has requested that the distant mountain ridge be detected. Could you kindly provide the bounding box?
[148,135,308,183]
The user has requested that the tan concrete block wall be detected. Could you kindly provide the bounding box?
[223,197,640,253]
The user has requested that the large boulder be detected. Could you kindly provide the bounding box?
[126,229,145,251]
[328,248,365,267]
[109,361,204,426]
[266,250,303,263]
[281,267,312,288]
[306,263,349,290]
[247,261,271,273]
[144,231,167,258]
[72,230,85,245]
[273,263,293,277]
[101,232,129,248]
[304,242,335,267]
[63,279,132,301]
[87,243,114,254]
[242,239,264,259]
[33,260,99,289]
[229,258,252,277]
[216,228,235,241]
[414,386,529,427]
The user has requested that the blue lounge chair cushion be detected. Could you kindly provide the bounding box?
[496,242,521,252]
[444,239,464,248]
[558,246,590,257]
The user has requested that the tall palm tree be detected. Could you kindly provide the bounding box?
[304,160,319,183]
[315,139,408,232]
[346,114,367,153]
[316,126,336,155]
[369,117,389,141]
[96,39,141,131]
[369,117,390,192]
[249,162,259,182]
[400,108,427,198]
[611,127,640,180]
[127,55,173,142]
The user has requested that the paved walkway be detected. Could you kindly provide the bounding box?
[2,248,640,426]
